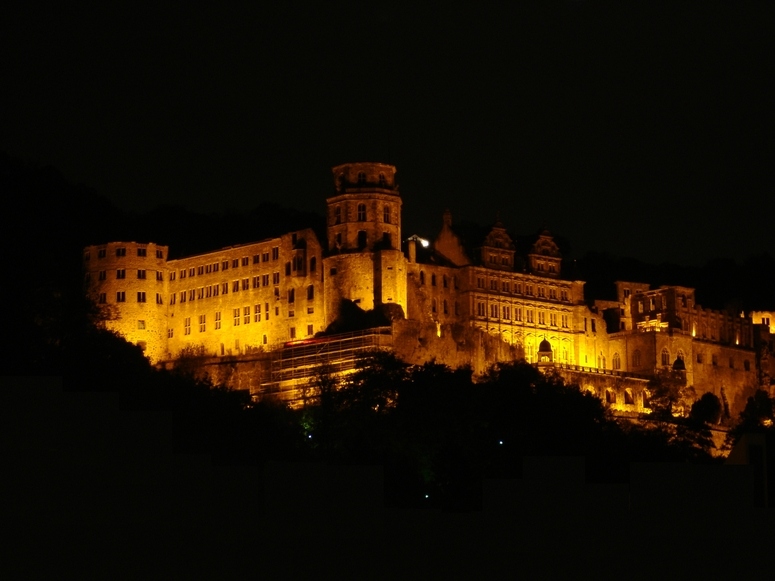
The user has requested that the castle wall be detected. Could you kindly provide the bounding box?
[165,229,325,359]
[83,241,170,363]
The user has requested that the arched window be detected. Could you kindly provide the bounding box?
[431,274,436,286]
[624,390,634,405]
[677,349,685,361]
[357,204,366,221]
[605,390,616,404]
[612,352,621,370]
[642,390,650,408]
[357,230,367,249]
[661,348,670,366]
[632,349,641,367]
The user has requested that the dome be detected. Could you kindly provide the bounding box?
[538,339,552,352]
[672,357,686,371]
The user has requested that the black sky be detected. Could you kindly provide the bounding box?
[3,3,773,265]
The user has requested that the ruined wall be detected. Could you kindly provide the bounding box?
[392,319,522,374]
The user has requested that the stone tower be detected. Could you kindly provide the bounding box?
[323,163,407,327]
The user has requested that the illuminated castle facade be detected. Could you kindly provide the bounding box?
[83,163,773,414]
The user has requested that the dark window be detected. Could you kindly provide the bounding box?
[357,230,367,249]
[357,204,366,221]
[137,248,146,257]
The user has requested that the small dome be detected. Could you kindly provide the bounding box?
[538,339,552,352]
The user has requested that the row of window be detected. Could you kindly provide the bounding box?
[333,204,393,224]
[475,278,569,301]
[89,247,165,260]
[168,281,314,305]
[172,249,287,280]
[419,272,457,288]
[174,312,313,340]
[98,291,162,304]
[475,303,570,327]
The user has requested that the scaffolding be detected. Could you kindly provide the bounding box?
[259,327,393,396]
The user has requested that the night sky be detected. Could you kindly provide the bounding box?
[3,3,774,265]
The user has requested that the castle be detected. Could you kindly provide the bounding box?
[83,163,775,416]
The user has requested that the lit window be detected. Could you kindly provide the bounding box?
[244,306,250,324]
[233,308,240,326]
[215,312,221,330]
